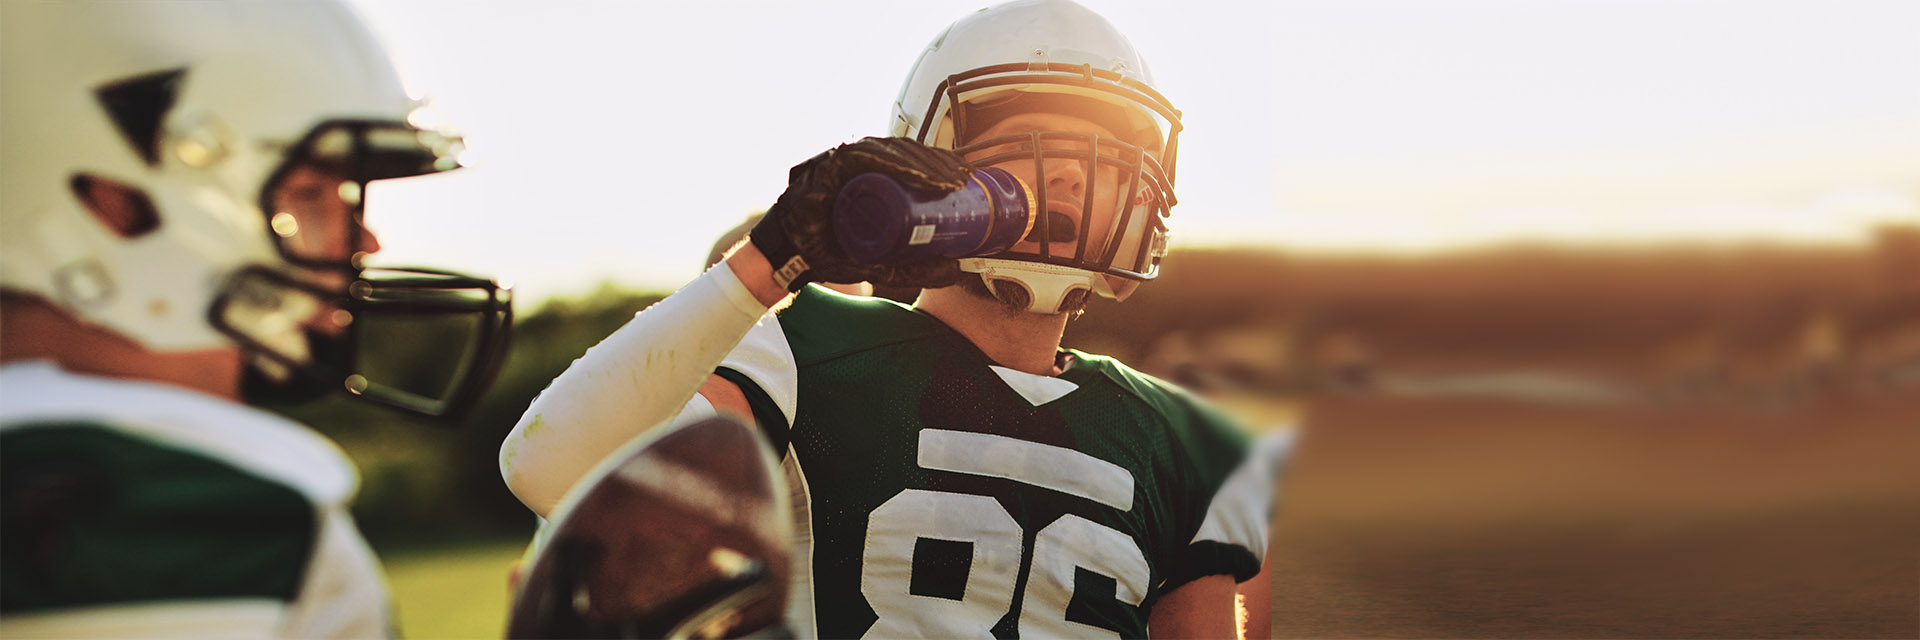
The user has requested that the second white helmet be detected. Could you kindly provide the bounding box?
[0,0,510,418]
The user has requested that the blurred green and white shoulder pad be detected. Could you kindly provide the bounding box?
[0,362,391,638]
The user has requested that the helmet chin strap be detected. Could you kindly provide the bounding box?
[959,258,1106,315]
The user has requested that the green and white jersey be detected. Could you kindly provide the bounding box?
[716,287,1278,639]
[0,362,392,639]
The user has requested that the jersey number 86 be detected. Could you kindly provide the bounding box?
[857,430,1148,638]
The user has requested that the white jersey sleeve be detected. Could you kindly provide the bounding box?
[714,311,801,429]
[1192,428,1294,566]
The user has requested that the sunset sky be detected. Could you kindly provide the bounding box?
[346,0,1920,303]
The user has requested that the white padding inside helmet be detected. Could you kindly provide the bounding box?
[959,258,1104,315]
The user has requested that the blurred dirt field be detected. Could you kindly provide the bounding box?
[382,391,1917,639]
[1268,390,1920,639]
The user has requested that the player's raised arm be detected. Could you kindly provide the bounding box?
[498,259,771,516]
[497,138,971,516]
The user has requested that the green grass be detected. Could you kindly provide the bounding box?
[384,539,530,639]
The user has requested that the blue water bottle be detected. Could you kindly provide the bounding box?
[832,167,1035,265]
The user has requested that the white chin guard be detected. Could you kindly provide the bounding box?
[958,258,1123,315]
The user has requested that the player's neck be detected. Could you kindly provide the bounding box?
[0,294,245,401]
[914,286,1069,376]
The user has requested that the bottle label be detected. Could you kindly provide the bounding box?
[908,224,937,246]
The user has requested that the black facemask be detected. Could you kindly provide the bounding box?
[216,120,513,422]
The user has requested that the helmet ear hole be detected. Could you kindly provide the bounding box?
[69,174,160,238]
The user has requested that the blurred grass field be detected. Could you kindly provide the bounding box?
[384,538,528,639]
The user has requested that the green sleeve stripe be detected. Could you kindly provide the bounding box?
[714,367,789,456]
[1,424,315,614]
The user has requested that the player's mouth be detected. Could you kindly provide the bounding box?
[1024,205,1079,243]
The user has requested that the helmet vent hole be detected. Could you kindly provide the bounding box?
[69,174,160,238]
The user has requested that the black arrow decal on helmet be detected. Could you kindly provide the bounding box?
[95,68,185,167]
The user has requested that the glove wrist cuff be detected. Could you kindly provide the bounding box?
[748,216,813,292]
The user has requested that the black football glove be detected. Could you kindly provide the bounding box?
[749,137,972,292]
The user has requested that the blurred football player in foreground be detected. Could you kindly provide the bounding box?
[501,0,1280,636]
[1,1,510,636]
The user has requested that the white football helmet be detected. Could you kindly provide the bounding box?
[0,0,510,418]
[891,0,1181,314]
